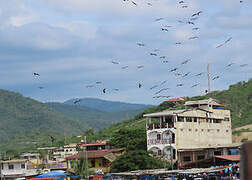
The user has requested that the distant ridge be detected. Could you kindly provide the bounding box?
[64,97,153,112]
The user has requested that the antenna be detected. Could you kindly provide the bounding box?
[207,62,211,93]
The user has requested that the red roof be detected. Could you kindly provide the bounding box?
[80,142,107,147]
[66,148,125,160]
[165,97,185,102]
[214,155,240,161]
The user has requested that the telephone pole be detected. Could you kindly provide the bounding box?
[207,62,211,93]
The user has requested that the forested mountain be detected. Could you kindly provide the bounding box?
[64,97,153,112]
[46,102,147,130]
[0,89,90,152]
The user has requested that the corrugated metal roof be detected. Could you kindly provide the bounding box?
[177,143,241,151]
[143,109,186,117]
[214,155,240,161]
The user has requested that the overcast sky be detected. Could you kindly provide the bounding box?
[0,0,251,105]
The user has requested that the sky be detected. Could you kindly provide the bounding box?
[0,0,251,105]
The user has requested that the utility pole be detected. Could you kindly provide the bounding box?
[207,62,211,93]
[84,136,89,178]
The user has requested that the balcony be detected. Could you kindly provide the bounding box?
[147,123,174,130]
[147,139,174,146]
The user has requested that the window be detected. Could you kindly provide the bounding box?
[189,129,192,132]
[224,117,230,121]
[201,129,204,132]
[214,151,222,156]
[180,129,183,131]
[195,129,198,132]
[158,150,162,156]
[91,160,95,167]
[217,129,220,132]
[226,130,229,133]
[21,164,25,169]
[8,164,14,170]
[186,117,192,122]
[173,149,176,159]
[102,159,107,167]
[193,117,197,122]
[157,134,161,140]
[208,129,211,132]
[213,119,221,123]
[178,116,184,122]
[183,156,191,162]
[197,155,205,160]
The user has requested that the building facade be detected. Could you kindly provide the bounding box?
[144,98,238,168]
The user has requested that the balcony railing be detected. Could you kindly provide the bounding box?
[147,123,174,130]
[147,139,174,145]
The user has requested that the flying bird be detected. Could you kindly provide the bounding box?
[192,11,203,17]
[189,36,199,40]
[226,63,234,67]
[177,20,184,23]
[212,76,220,80]
[240,64,248,67]
[33,72,40,76]
[153,49,159,52]
[192,27,200,30]
[154,88,170,95]
[74,99,82,104]
[147,2,152,6]
[122,66,129,69]
[86,85,95,88]
[182,5,188,8]
[187,21,195,25]
[163,60,169,63]
[175,73,182,76]
[177,84,184,87]
[111,61,119,64]
[160,80,168,86]
[164,25,172,28]
[137,42,145,46]
[155,18,164,22]
[38,86,44,89]
[191,83,200,88]
[179,1,184,4]
[150,53,158,56]
[170,68,178,72]
[175,42,182,45]
[181,59,190,64]
[50,136,55,143]
[131,1,137,6]
[160,56,166,59]
[138,83,142,88]
[190,17,198,21]
[182,72,190,77]
[196,72,204,76]
[161,28,169,32]
[96,81,102,84]
[153,95,172,98]
[103,88,106,93]
[137,65,144,69]
[216,37,232,48]
[113,88,119,91]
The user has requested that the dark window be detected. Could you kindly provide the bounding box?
[8,164,14,169]
[197,155,205,160]
[186,117,192,122]
[1,164,3,170]
[193,117,197,122]
[195,129,198,132]
[173,149,176,159]
[208,129,211,132]
[226,130,229,133]
[180,129,183,131]
[102,159,107,167]
[189,129,192,132]
[214,151,222,156]
[217,129,220,132]
[157,134,161,140]
[224,117,230,121]
[158,150,162,156]
[213,119,221,123]
[21,164,25,169]
[172,133,175,143]
[91,159,95,167]
[183,156,191,162]
[201,129,204,132]
[178,116,184,122]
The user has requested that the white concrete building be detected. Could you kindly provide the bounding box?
[144,98,239,168]
[52,143,78,162]
[0,159,37,179]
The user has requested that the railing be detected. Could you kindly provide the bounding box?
[147,139,174,145]
[147,123,174,130]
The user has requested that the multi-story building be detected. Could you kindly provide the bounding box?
[144,98,240,168]
[52,143,78,162]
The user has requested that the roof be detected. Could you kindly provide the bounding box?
[165,97,185,102]
[66,148,125,160]
[143,109,186,117]
[214,155,240,161]
[185,98,222,106]
[80,142,107,147]
[177,143,241,151]
[20,153,40,157]
[1,159,27,163]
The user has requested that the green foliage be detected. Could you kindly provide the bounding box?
[110,150,165,173]
[232,129,252,135]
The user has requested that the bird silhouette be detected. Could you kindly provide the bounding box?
[170,68,178,72]
[150,85,158,90]
[181,59,191,65]
[138,83,142,88]
[226,63,234,67]
[191,83,200,88]
[177,84,184,87]
[182,72,190,77]
[155,18,164,22]
[147,2,152,6]
[240,64,248,67]
[163,60,169,63]
[111,61,119,64]
[182,5,188,8]
[150,53,158,56]
[212,76,220,80]
[179,1,184,4]
[160,56,166,59]
[192,27,200,30]
[196,72,204,76]
[122,66,129,69]
[137,65,144,69]
[161,28,169,32]
[103,88,106,93]
[38,86,44,89]
[131,1,137,6]
[50,136,55,143]
[189,36,199,40]
[33,72,40,76]
[74,99,81,104]
[137,42,145,46]
[187,21,195,25]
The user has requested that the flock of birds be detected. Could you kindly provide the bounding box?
[32,0,250,103]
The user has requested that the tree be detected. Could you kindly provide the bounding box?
[110,150,166,173]
[73,157,89,178]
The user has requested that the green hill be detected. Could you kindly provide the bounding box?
[0,89,90,152]
[45,102,147,130]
